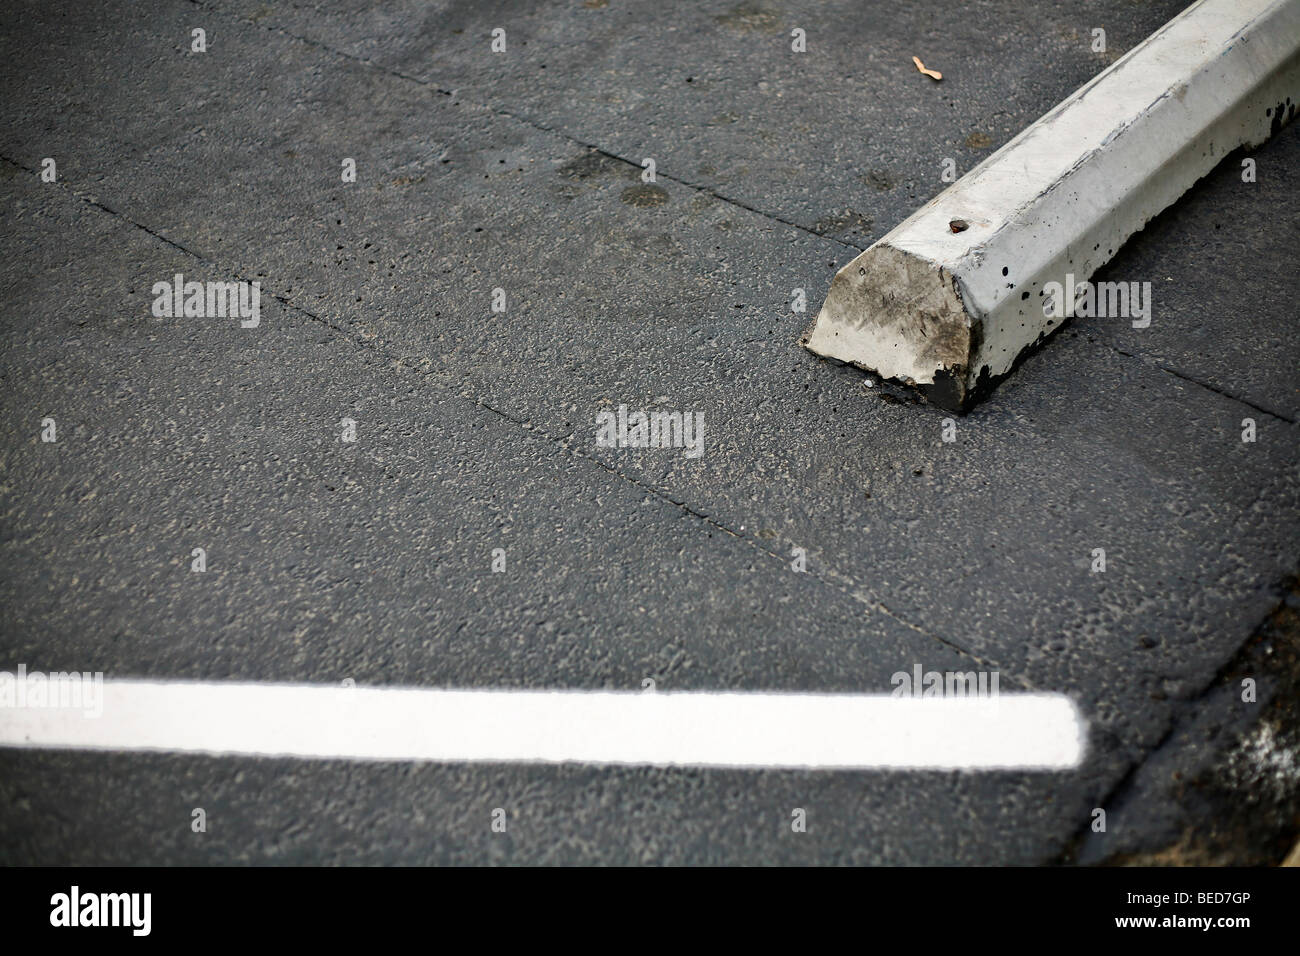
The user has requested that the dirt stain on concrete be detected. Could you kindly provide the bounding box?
[863,168,895,191]
[559,150,628,181]
[621,184,670,207]
[813,208,873,236]
[715,3,783,34]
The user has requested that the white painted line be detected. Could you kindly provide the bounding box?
[0,679,1085,769]
[803,0,1300,409]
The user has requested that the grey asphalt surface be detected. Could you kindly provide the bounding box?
[0,0,1297,864]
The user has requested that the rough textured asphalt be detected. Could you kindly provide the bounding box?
[0,0,1297,864]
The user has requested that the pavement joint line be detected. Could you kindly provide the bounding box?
[1,154,1007,681]
[0,0,1294,867]
[183,0,866,254]
[802,0,1300,410]
[569,433,1014,680]
[488,112,868,253]
[188,0,1300,425]
[181,0,1300,431]
[189,0,1300,426]
[0,680,1085,770]
[1055,569,1300,862]
[1053,708,1191,863]
[1095,341,1299,426]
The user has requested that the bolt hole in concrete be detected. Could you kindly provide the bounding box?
[949,218,969,233]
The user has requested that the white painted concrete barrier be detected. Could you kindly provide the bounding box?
[803,0,1300,410]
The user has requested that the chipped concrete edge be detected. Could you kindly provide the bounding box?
[802,0,1300,411]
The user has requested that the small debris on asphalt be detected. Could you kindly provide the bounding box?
[912,56,943,80]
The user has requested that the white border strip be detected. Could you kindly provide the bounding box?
[0,679,1085,769]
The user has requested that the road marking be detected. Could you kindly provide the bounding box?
[0,679,1084,769]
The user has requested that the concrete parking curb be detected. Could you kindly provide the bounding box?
[802,0,1300,410]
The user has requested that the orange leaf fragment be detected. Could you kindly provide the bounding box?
[912,56,942,81]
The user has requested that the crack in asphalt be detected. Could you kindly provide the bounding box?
[182,0,866,255]
[1098,342,1298,426]
[185,1,1298,428]
[1,152,990,679]
[1055,570,1300,864]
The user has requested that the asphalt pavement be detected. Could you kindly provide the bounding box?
[0,0,1297,864]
